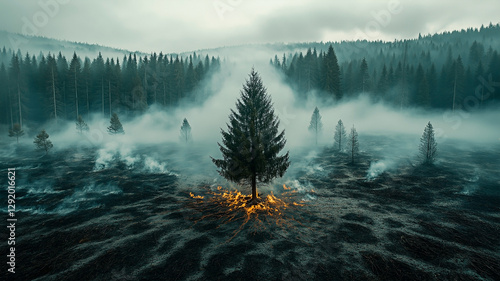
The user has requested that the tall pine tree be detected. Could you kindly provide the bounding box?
[107,112,124,134]
[419,122,437,165]
[333,119,347,151]
[347,125,359,164]
[212,69,290,204]
[34,129,53,154]
[308,107,322,145]
[321,45,341,99]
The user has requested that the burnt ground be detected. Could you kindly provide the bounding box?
[1,135,499,281]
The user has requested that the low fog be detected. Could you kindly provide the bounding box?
[3,45,499,190]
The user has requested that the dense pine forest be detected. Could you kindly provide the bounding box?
[1,24,499,131]
[0,49,221,128]
[270,23,500,109]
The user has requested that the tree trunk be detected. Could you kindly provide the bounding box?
[86,82,90,119]
[8,89,13,128]
[75,70,78,119]
[109,80,112,117]
[101,78,104,116]
[51,68,57,123]
[17,84,22,128]
[339,130,342,151]
[251,173,257,203]
[452,75,457,112]
[163,83,166,106]
[351,140,354,164]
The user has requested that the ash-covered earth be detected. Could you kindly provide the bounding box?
[1,135,499,281]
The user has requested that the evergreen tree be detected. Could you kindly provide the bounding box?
[347,125,359,164]
[377,64,389,96]
[308,107,322,145]
[56,52,68,119]
[44,55,61,123]
[333,119,347,151]
[91,52,106,115]
[180,118,192,143]
[81,58,91,118]
[321,45,341,99]
[474,61,486,107]
[0,63,9,126]
[212,69,290,204]
[427,64,438,108]
[415,64,430,107]
[76,115,89,134]
[451,56,465,111]
[359,58,370,93]
[419,122,437,165]
[68,53,81,119]
[185,57,197,97]
[34,129,53,154]
[8,123,24,143]
[9,54,26,128]
[107,112,124,134]
[343,62,354,97]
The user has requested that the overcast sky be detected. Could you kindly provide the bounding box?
[0,0,498,53]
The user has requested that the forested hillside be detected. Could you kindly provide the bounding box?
[271,23,500,109]
[0,49,220,128]
[1,24,499,131]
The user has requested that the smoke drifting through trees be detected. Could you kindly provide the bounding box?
[76,115,89,134]
[0,48,221,128]
[271,24,500,110]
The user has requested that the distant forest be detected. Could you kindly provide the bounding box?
[0,49,221,128]
[1,24,500,130]
[270,23,500,110]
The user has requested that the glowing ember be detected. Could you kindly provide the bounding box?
[187,185,306,241]
[189,192,204,199]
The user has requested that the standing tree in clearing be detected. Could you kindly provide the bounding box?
[419,121,437,165]
[333,119,347,152]
[212,69,290,205]
[107,113,124,134]
[308,107,322,145]
[347,125,359,164]
[76,115,89,134]
[180,118,192,143]
[8,123,24,144]
[34,129,53,154]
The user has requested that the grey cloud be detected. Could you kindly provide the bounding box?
[0,0,499,53]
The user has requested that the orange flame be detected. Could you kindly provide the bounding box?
[187,185,305,241]
[189,192,204,199]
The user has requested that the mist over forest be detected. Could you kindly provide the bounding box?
[1,24,500,137]
[1,19,500,281]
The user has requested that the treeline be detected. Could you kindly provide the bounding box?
[0,48,221,128]
[271,23,500,110]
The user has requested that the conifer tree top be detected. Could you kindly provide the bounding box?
[108,113,124,134]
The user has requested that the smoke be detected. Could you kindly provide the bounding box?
[17,181,122,215]
[366,160,397,181]
[2,44,499,194]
